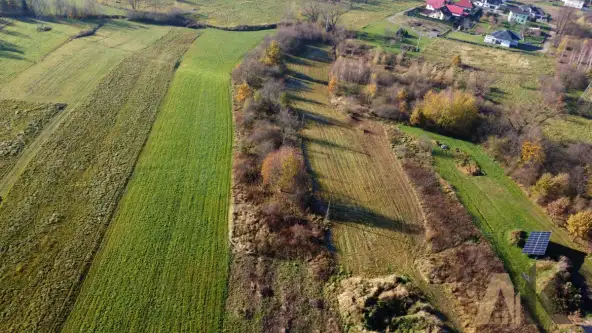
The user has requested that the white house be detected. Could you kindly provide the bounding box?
[562,0,584,9]
[484,29,521,47]
[474,0,503,11]
[508,7,530,24]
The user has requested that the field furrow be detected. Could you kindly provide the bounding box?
[286,46,425,277]
[62,29,269,333]
[0,28,198,332]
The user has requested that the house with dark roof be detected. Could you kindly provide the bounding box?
[519,5,546,21]
[508,7,529,24]
[484,29,521,47]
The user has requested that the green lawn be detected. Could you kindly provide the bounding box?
[359,15,443,54]
[62,29,269,332]
[400,125,592,330]
[340,0,422,30]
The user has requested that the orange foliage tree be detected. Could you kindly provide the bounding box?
[235,82,253,103]
[261,147,306,193]
[328,75,338,94]
[521,140,545,165]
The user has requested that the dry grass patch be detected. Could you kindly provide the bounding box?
[421,39,555,105]
[0,99,64,180]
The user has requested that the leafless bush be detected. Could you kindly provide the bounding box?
[559,68,589,91]
[127,10,201,28]
[374,71,396,86]
[372,104,408,121]
[234,153,260,184]
[331,57,371,85]
[274,22,327,54]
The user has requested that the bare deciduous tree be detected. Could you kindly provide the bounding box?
[321,3,344,32]
[128,0,142,11]
[301,0,321,23]
[554,7,575,46]
[507,99,564,135]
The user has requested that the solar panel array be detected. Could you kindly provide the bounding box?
[522,231,551,256]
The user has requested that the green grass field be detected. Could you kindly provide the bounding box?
[340,0,421,30]
[0,18,90,84]
[400,125,592,329]
[0,27,197,332]
[1,20,171,104]
[358,15,441,54]
[62,29,269,332]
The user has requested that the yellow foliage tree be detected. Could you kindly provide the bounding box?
[521,141,545,164]
[365,83,378,101]
[531,173,569,202]
[451,55,462,67]
[410,107,424,126]
[399,100,408,113]
[567,211,592,239]
[396,89,408,101]
[261,40,282,66]
[418,90,478,136]
[235,82,252,103]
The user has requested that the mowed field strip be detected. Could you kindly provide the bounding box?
[0,20,173,198]
[401,125,592,328]
[287,46,424,277]
[63,29,269,332]
[0,19,90,85]
[0,27,198,332]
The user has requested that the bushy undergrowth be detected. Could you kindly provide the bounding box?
[390,128,536,332]
[231,22,335,270]
[329,44,502,140]
[337,275,449,333]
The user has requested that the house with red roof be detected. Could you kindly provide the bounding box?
[422,0,475,20]
[446,4,467,16]
[426,0,447,10]
[455,0,474,9]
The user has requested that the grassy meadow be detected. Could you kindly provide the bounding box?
[419,38,555,105]
[1,20,172,104]
[359,15,447,54]
[401,125,592,329]
[0,27,198,332]
[0,18,90,84]
[62,29,269,332]
[340,0,421,30]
